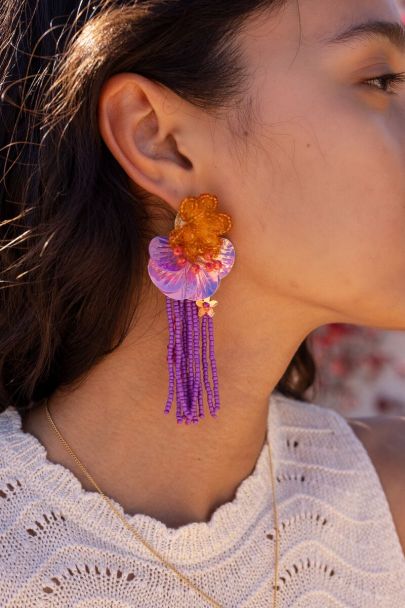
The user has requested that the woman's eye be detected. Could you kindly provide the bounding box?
[362,72,405,95]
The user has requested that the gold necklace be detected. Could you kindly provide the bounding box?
[44,399,280,607]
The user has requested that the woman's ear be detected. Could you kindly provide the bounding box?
[97,72,200,209]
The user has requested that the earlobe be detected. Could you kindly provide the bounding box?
[97,72,195,207]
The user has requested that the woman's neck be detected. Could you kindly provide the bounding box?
[21,286,324,528]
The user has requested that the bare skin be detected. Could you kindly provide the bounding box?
[21,0,405,547]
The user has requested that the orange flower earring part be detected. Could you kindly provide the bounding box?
[148,193,235,424]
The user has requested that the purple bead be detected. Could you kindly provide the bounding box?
[173,300,187,422]
[162,295,221,425]
[185,300,195,417]
[164,297,176,415]
[208,315,220,412]
[191,302,202,422]
[201,314,215,415]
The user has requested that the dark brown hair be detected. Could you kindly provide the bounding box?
[0,0,316,415]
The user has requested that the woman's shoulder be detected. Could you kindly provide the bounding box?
[348,414,405,556]
[0,406,28,566]
[0,405,18,474]
[272,390,405,560]
[0,405,44,526]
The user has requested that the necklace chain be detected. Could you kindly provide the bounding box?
[44,399,280,608]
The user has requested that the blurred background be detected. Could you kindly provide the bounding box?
[304,325,405,416]
[400,1,405,23]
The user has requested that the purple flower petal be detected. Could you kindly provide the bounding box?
[148,258,190,298]
[148,236,180,271]
[148,258,220,300]
[147,235,236,300]
[185,265,220,300]
[216,238,235,279]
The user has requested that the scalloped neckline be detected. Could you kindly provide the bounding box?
[1,392,282,562]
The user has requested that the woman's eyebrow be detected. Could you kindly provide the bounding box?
[321,20,405,53]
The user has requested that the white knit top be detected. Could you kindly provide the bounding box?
[0,390,404,607]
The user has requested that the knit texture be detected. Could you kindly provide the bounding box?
[0,391,404,607]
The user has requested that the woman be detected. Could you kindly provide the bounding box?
[0,0,404,606]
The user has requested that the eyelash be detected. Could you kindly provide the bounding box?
[362,71,405,95]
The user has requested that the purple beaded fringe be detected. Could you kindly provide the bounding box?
[163,297,220,424]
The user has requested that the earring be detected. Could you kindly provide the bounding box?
[147,193,235,425]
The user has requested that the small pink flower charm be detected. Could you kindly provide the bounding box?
[196,297,218,317]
